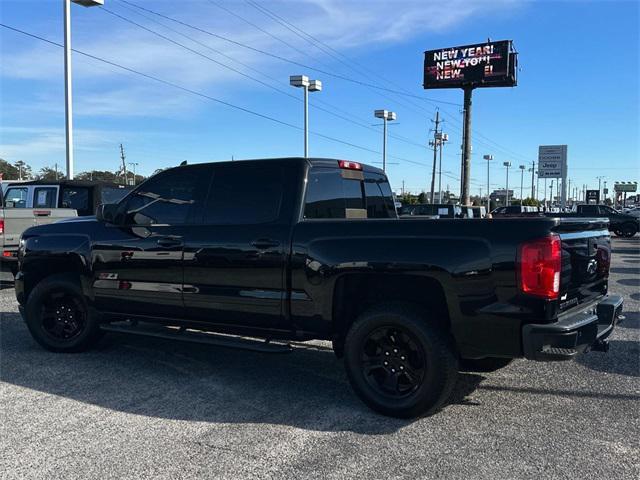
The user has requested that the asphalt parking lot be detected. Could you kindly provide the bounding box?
[1,237,638,479]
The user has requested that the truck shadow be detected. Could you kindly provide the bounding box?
[575,338,639,377]
[1,313,469,434]
[2,312,637,431]
[617,278,640,287]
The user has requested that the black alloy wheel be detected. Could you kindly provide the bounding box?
[343,303,458,418]
[361,326,426,398]
[40,291,87,341]
[25,274,103,353]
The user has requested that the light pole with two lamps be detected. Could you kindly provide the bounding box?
[374,110,396,172]
[503,161,512,206]
[289,75,322,158]
[64,0,104,180]
[483,154,493,211]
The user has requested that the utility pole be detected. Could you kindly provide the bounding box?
[429,110,440,204]
[120,144,127,186]
[401,180,405,197]
[54,162,59,180]
[596,176,605,204]
[519,165,526,203]
[567,178,571,203]
[550,180,554,206]
[461,87,473,206]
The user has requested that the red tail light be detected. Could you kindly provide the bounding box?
[518,235,562,299]
[0,219,3,235]
[338,160,362,170]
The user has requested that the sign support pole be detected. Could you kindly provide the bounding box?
[461,86,473,206]
[560,145,567,208]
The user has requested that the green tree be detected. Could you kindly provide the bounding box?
[0,158,20,179]
[417,192,427,203]
[36,166,64,181]
[75,170,119,182]
[13,160,33,180]
[521,197,540,207]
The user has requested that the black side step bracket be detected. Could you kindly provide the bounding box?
[100,322,292,354]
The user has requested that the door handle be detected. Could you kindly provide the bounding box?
[156,236,183,247]
[250,238,280,250]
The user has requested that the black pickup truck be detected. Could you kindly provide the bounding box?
[15,158,623,417]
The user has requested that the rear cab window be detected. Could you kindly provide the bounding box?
[4,187,28,208]
[303,165,396,220]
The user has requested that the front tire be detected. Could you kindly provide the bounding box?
[25,274,102,353]
[343,304,458,418]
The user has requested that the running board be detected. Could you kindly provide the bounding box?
[100,322,292,354]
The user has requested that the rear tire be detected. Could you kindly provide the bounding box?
[25,274,102,353]
[343,303,458,418]
[459,357,513,373]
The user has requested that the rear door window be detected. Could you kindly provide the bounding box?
[204,163,284,225]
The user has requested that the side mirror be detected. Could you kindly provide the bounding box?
[96,203,119,224]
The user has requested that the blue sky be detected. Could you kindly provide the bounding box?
[1,0,638,197]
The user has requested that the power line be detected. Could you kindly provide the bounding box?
[0,23,423,165]
[118,0,461,107]
[245,0,427,110]
[116,1,536,167]
[241,0,538,164]
[108,2,429,151]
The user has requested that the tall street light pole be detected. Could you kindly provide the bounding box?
[529,162,535,199]
[290,75,322,158]
[65,0,104,180]
[503,161,512,206]
[374,110,396,172]
[519,165,526,203]
[483,154,493,211]
[129,162,139,185]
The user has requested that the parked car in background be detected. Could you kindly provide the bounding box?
[15,157,623,418]
[400,203,461,218]
[491,205,539,216]
[621,206,640,218]
[562,204,639,237]
[1,181,131,275]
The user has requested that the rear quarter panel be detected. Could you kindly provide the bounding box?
[290,217,562,358]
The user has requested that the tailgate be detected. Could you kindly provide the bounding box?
[1,208,77,249]
[553,218,610,311]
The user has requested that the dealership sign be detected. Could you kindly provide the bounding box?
[614,182,638,192]
[538,145,567,178]
[586,190,600,203]
[423,40,517,89]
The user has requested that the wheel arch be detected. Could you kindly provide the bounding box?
[331,273,451,355]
